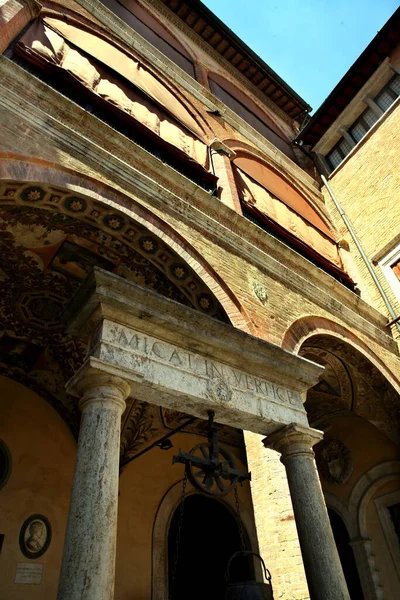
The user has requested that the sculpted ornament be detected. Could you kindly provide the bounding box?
[19,514,52,559]
[315,439,353,484]
[252,281,268,305]
[206,375,232,403]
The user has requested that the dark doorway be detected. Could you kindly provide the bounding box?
[168,494,253,600]
[328,509,364,599]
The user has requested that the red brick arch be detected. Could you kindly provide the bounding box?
[282,315,400,394]
[0,155,253,333]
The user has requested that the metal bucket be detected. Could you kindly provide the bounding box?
[225,551,274,600]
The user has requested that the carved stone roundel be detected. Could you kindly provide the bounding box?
[206,375,232,403]
[315,439,353,485]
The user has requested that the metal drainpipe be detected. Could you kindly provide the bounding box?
[320,172,400,334]
[292,140,400,333]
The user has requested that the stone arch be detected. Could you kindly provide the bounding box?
[324,491,357,538]
[282,315,400,395]
[347,461,400,600]
[0,156,251,332]
[152,479,259,600]
[294,321,400,598]
[348,461,400,538]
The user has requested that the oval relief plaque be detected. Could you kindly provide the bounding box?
[315,439,353,485]
[19,514,52,559]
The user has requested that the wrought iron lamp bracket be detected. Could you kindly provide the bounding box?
[172,410,251,497]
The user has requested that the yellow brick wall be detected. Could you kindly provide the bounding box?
[244,432,310,600]
[323,102,400,338]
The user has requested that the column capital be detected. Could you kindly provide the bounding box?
[263,423,323,461]
[66,358,131,413]
[210,138,236,159]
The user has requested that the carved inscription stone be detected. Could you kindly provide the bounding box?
[14,563,43,584]
[90,320,309,435]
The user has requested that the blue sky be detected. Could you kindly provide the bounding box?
[202,0,399,113]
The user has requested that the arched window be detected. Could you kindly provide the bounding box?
[14,18,217,191]
[228,150,354,287]
[209,74,295,159]
[100,0,195,77]
[168,494,253,600]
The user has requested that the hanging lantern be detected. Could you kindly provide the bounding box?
[225,551,274,600]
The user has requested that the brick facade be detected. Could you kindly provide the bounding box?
[1,2,399,599]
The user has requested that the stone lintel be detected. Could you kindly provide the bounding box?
[63,270,325,435]
[64,268,323,395]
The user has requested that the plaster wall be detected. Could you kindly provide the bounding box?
[0,376,256,599]
[318,416,399,503]
[0,376,76,599]
[116,431,255,600]
[319,418,400,598]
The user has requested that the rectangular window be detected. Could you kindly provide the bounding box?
[363,108,378,128]
[338,138,352,155]
[390,75,400,95]
[327,148,343,170]
[375,89,397,112]
[326,138,351,170]
[325,73,400,172]
[391,258,400,281]
[378,243,400,303]
[349,121,367,142]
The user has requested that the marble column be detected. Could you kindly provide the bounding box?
[264,424,350,600]
[57,367,131,600]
